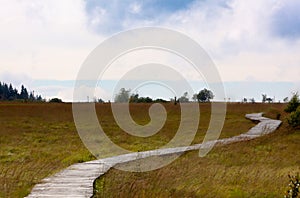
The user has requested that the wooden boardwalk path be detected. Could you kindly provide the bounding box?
[26,113,281,197]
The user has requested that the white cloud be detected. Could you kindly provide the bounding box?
[129,2,142,14]
[71,85,112,102]
[3,0,299,83]
[0,0,299,100]
[33,84,111,102]
[0,71,33,88]
[88,6,107,29]
[102,48,203,81]
[0,0,103,80]
[151,0,300,82]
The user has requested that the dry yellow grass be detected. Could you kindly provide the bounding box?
[0,102,292,197]
[93,103,300,197]
[0,103,94,197]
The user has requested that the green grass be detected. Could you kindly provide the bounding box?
[0,102,294,197]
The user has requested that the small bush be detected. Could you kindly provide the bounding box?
[49,98,63,103]
[284,173,299,198]
[287,106,300,128]
[285,93,300,113]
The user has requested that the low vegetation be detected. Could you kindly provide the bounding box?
[285,93,300,113]
[93,103,300,197]
[285,93,300,128]
[0,103,94,197]
[284,173,299,198]
[49,98,63,103]
[1,102,297,197]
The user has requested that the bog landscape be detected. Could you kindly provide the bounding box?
[1,1,300,197]
[1,95,300,197]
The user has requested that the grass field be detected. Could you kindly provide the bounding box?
[0,102,298,197]
[93,103,300,197]
[0,103,95,197]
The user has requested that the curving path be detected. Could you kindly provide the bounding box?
[26,113,281,198]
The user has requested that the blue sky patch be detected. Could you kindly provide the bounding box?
[85,0,196,34]
[271,1,300,39]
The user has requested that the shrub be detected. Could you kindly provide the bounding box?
[284,173,299,198]
[285,93,300,113]
[287,106,300,128]
[49,98,63,103]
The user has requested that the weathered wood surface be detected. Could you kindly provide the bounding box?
[26,113,281,197]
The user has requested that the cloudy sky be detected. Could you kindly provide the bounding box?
[0,0,299,101]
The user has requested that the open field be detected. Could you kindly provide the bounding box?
[0,102,296,197]
[94,103,300,197]
[0,103,95,197]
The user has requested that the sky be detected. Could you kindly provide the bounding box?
[0,0,300,102]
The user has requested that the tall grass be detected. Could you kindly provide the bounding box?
[93,103,300,197]
[0,103,94,197]
[0,102,290,197]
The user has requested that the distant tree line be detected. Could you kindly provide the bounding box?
[113,88,168,103]
[130,93,168,103]
[0,81,44,102]
[114,88,214,103]
[240,94,290,104]
[108,87,294,104]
